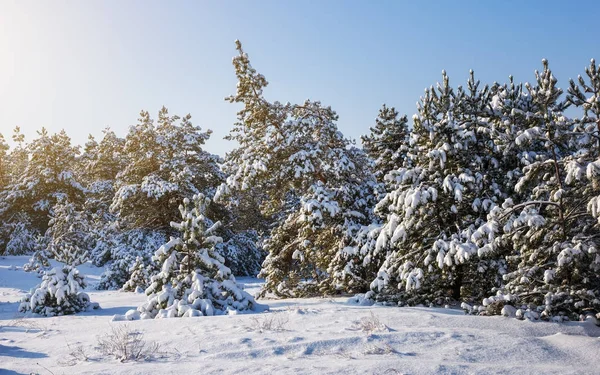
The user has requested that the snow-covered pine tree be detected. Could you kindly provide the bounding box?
[8,126,29,184]
[333,108,413,296]
[79,128,125,188]
[213,188,269,277]
[137,194,256,318]
[1,128,31,255]
[121,256,149,293]
[96,229,164,290]
[0,133,9,190]
[0,128,85,234]
[256,120,377,297]
[111,108,222,231]
[472,60,600,319]
[0,214,38,256]
[322,148,380,295]
[218,41,376,297]
[79,129,125,267]
[215,230,264,277]
[45,197,92,267]
[0,129,85,261]
[368,70,505,306]
[0,133,19,255]
[361,104,410,184]
[19,266,98,316]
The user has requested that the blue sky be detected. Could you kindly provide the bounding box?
[1,0,598,155]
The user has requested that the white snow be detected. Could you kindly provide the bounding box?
[1,255,599,374]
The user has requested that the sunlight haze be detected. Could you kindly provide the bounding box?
[1,0,598,154]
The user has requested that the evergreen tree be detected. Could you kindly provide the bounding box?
[0,129,84,256]
[369,70,504,305]
[219,41,376,297]
[79,128,125,187]
[0,214,38,256]
[111,108,222,230]
[0,128,84,232]
[8,126,29,184]
[472,60,600,318]
[96,229,164,290]
[361,104,410,184]
[19,266,98,316]
[0,133,9,189]
[45,197,92,267]
[79,129,125,267]
[122,256,150,292]
[137,194,257,318]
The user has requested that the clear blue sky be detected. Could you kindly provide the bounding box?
[1,0,598,155]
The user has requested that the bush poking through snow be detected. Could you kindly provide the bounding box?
[96,324,160,362]
[59,341,91,366]
[249,313,289,333]
[18,266,99,316]
[363,343,397,355]
[348,312,389,333]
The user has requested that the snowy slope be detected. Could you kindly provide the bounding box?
[1,256,599,375]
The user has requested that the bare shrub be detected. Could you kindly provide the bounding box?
[249,313,289,333]
[96,324,160,362]
[363,343,396,355]
[59,340,91,366]
[349,312,389,333]
[7,317,47,334]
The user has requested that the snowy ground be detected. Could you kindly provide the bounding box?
[1,256,599,375]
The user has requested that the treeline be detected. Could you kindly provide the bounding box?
[2,41,600,320]
[0,108,265,289]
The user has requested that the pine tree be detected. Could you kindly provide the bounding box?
[111,108,222,231]
[79,129,125,267]
[219,41,376,297]
[137,194,257,318]
[369,70,505,306]
[45,197,92,267]
[79,128,125,186]
[472,60,600,318]
[122,256,149,292]
[0,133,9,190]
[361,104,410,184]
[8,126,29,184]
[0,129,84,257]
[19,266,98,316]
[0,128,84,232]
[96,229,164,290]
[215,230,264,277]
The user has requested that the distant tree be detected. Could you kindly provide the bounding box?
[45,197,92,267]
[361,104,410,184]
[0,133,9,189]
[111,108,222,231]
[8,126,29,184]
[0,129,84,256]
[79,128,126,266]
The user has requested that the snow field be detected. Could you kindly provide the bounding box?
[1,257,599,374]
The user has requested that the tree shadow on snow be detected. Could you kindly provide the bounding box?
[0,302,22,321]
[79,305,137,317]
[0,344,47,359]
[2,304,139,321]
[0,370,33,375]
